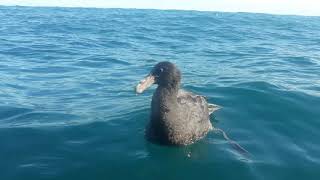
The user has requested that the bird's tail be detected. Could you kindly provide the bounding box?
[214,128,250,155]
[208,103,221,115]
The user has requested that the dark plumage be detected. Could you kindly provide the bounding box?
[136,61,220,145]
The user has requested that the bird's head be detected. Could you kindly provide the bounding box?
[136,61,181,94]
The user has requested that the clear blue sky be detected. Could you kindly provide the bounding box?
[1,0,319,16]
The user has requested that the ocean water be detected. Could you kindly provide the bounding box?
[1,6,320,180]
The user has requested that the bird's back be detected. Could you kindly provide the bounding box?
[174,89,213,144]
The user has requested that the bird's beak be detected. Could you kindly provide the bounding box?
[136,74,155,94]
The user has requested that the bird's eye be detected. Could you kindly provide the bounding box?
[160,68,164,72]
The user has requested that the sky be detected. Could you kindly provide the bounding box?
[0,0,320,16]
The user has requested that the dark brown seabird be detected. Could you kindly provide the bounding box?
[136,61,220,145]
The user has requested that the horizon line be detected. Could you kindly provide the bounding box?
[1,4,319,18]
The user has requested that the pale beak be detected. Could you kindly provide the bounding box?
[136,75,155,94]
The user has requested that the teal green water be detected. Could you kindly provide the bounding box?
[1,6,320,180]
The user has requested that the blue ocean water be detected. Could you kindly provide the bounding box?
[1,5,320,180]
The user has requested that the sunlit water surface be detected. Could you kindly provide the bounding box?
[1,6,320,180]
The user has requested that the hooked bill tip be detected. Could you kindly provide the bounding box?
[135,83,144,94]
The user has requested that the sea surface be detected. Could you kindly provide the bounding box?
[0,6,320,180]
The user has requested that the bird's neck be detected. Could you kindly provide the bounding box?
[158,84,179,98]
[153,85,179,110]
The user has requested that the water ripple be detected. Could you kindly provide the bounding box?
[1,6,320,180]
